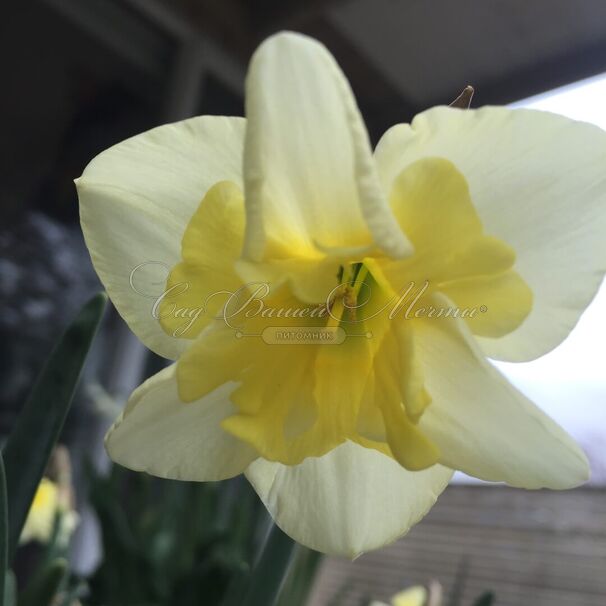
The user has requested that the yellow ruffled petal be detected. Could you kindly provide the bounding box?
[177,291,340,465]
[441,270,533,338]
[381,156,532,340]
[223,341,336,464]
[159,181,245,339]
[371,324,440,471]
[176,322,259,403]
[177,264,413,467]
[384,157,517,282]
[356,368,385,442]
[375,106,606,361]
[236,255,343,304]
[179,318,364,465]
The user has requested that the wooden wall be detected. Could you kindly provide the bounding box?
[308,485,606,606]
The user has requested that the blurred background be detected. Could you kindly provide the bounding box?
[1,1,605,605]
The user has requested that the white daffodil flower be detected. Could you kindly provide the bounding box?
[76,31,606,557]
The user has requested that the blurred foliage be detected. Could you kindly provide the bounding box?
[85,467,268,606]
[276,544,323,606]
[84,465,323,606]
[1,292,324,606]
[12,508,84,606]
[0,294,106,606]
[18,557,68,606]
[226,525,297,606]
[3,294,106,561]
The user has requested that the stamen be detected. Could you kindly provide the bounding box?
[349,262,363,285]
[449,85,475,109]
[343,286,357,321]
[323,262,369,322]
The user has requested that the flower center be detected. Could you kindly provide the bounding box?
[324,262,366,324]
[165,157,535,472]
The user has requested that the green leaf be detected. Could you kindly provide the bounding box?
[0,453,7,606]
[275,545,322,606]
[17,558,67,606]
[220,565,251,606]
[472,591,495,606]
[3,293,107,561]
[236,524,296,606]
[3,572,16,606]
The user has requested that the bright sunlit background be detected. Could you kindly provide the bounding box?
[491,76,606,484]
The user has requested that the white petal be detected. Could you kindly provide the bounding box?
[77,116,245,359]
[242,31,410,261]
[415,294,589,489]
[106,365,257,481]
[245,442,452,557]
[375,106,606,361]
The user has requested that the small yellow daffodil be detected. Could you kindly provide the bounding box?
[76,32,606,556]
[20,478,58,544]
[371,585,429,606]
[20,478,77,546]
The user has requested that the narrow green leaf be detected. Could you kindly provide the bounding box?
[3,293,107,561]
[276,545,323,606]
[3,572,16,606]
[0,453,7,606]
[237,524,296,606]
[17,558,67,606]
[221,564,251,606]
